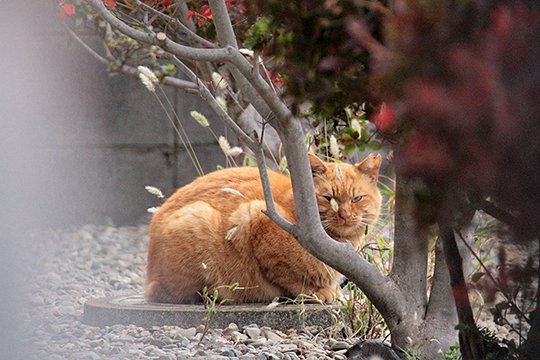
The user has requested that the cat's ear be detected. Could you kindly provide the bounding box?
[356,153,381,183]
[308,153,328,175]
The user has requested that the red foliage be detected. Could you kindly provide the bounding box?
[372,1,540,237]
[59,3,75,18]
[103,0,117,8]
[373,104,395,134]
[187,0,233,27]
[265,69,285,86]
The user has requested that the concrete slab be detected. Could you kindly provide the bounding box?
[83,295,341,330]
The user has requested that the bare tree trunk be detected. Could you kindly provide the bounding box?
[420,238,459,357]
[390,173,428,314]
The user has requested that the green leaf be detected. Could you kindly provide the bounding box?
[229,282,239,291]
[344,144,356,154]
[471,272,485,283]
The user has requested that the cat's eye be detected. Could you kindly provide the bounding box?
[322,195,333,202]
[352,195,364,203]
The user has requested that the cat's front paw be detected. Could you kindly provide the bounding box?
[314,286,343,304]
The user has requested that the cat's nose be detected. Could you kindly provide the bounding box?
[337,208,351,221]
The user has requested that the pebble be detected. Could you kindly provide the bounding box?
[327,338,351,350]
[244,325,262,339]
[174,327,196,338]
[275,343,298,352]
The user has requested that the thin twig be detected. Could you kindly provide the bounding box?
[64,23,198,91]
[151,91,205,176]
[169,56,255,149]
[157,85,205,175]
[88,0,232,62]
[129,0,216,48]
[456,231,531,325]
[473,199,518,227]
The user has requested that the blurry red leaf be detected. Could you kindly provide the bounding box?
[265,70,285,86]
[373,104,395,132]
[103,0,117,8]
[163,0,171,7]
[59,3,75,18]
[186,10,194,21]
[200,5,213,19]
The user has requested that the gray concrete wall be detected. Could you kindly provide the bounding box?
[30,11,228,226]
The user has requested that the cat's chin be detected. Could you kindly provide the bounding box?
[325,223,364,239]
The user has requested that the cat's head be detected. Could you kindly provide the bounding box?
[309,153,383,239]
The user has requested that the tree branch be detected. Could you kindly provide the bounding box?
[250,132,296,235]
[208,0,237,48]
[208,0,277,128]
[174,0,197,33]
[64,24,198,92]
[130,0,216,48]
[472,198,518,227]
[88,0,232,62]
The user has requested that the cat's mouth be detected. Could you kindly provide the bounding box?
[322,217,363,233]
[323,213,376,233]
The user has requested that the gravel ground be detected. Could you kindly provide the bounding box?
[24,225,357,360]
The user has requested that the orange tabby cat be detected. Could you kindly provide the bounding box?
[145,153,382,304]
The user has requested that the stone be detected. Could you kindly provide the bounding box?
[150,348,167,356]
[57,305,76,317]
[276,343,298,353]
[328,339,351,351]
[239,355,257,360]
[224,323,239,334]
[248,338,268,347]
[172,327,196,339]
[231,331,249,342]
[294,339,317,351]
[244,326,262,339]
[261,352,280,360]
[282,353,301,360]
[150,338,167,348]
[195,324,206,334]
[158,355,176,360]
[220,348,241,357]
[261,328,282,342]
[345,340,405,360]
